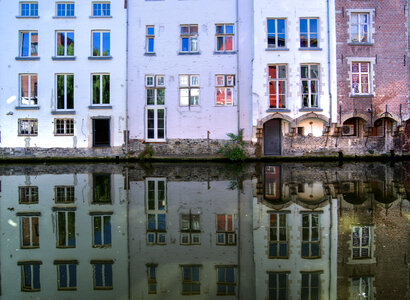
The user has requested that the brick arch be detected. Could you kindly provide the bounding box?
[340,112,371,125]
[257,113,293,128]
[374,112,401,125]
[294,112,329,125]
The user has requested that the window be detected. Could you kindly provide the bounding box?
[269,213,288,258]
[55,119,74,136]
[146,75,165,141]
[180,214,200,245]
[146,178,166,244]
[20,2,38,17]
[216,214,236,245]
[351,277,372,300]
[267,19,286,48]
[21,215,39,248]
[92,2,111,17]
[182,266,200,295]
[19,31,38,57]
[302,213,320,258]
[180,24,198,53]
[215,75,234,106]
[19,262,41,291]
[92,261,113,290]
[18,119,38,136]
[92,215,111,247]
[56,74,74,110]
[147,264,157,294]
[352,226,371,259]
[350,13,369,43]
[56,31,74,56]
[269,272,288,300]
[268,65,287,109]
[92,31,110,56]
[56,2,74,17]
[215,24,234,52]
[92,74,110,105]
[19,186,39,204]
[146,26,155,53]
[301,64,319,108]
[55,262,77,290]
[19,74,38,106]
[351,62,370,95]
[301,272,320,300]
[56,211,75,247]
[216,266,236,295]
[300,18,318,48]
[179,75,199,106]
[55,186,74,203]
[93,174,111,204]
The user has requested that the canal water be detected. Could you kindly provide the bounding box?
[0,162,409,300]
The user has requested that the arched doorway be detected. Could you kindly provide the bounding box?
[264,119,282,155]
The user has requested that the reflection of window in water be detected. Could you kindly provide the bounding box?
[147,264,157,294]
[264,166,279,199]
[216,214,236,245]
[92,214,111,247]
[21,215,40,248]
[352,226,372,259]
[269,213,288,258]
[19,186,39,204]
[146,179,166,245]
[56,262,77,290]
[302,213,320,258]
[301,272,320,300]
[92,260,113,290]
[298,183,305,193]
[217,266,236,295]
[181,214,200,245]
[268,272,288,300]
[19,262,41,292]
[182,265,200,295]
[93,174,111,204]
[55,186,74,203]
[56,211,75,247]
[351,277,372,300]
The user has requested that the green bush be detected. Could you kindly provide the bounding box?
[219,129,248,161]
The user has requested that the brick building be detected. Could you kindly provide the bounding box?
[335,0,409,152]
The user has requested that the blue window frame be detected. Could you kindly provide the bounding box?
[93,2,111,17]
[20,2,38,17]
[57,3,74,17]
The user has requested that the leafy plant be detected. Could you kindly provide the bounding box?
[138,143,155,160]
[219,129,248,161]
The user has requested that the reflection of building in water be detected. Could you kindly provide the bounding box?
[0,168,129,300]
[128,170,255,299]
[254,165,338,300]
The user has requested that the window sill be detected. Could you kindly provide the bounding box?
[299,108,323,112]
[88,56,112,60]
[349,94,374,98]
[178,106,201,111]
[89,105,112,109]
[16,16,39,19]
[89,16,112,18]
[267,108,291,113]
[18,134,38,137]
[144,52,156,56]
[53,16,76,19]
[51,110,76,115]
[215,104,235,107]
[55,134,74,136]
[298,47,322,51]
[146,140,167,143]
[15,56,40,61]
[52,56,76,61]
[15,106,40,110]
[213,51,237,55]
[265,47,289,51]
[348,42,373,46]
[178,52,200,55]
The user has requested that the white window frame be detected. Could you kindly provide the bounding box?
[19,31,38,57]
[19,186,39,204]
[18,119,38,136]
[299,18,319,48]
[215,24,234,52]
[92,1,111,17]
[56,31,74,57]
[56,74,74,110]
[56,262,77,290]
[347,57,375,97]
[145,75,166,141]
[350,277,373,300]
[56,211,75,248]
[20,263,41,291]
[92,261,113,290]
[215,75,234,106]
[269,213,288,258]
[267,18,286,49]
[180,213,201,245]
[91,30,110,57]
[146,178,167,244]
[347,9,375,44]
[268,272,288,300]
[20,215,40,248]
[20,2,38,17]
[92,214,111,247]
[301,64,320,108]
[55,119,74,136]
[301,272,321,300]
[179,75,200,106]
[55,186,75,203]
[56,2,75,17]
[92,74,110,105]
[301,213,321,258]
[181,265,200,295]
[268,65,287,109]
[352,226,372,259]
[180,24,199,53]
[216,214,236,245]
[19,74,38,106]
[216,266,236,296]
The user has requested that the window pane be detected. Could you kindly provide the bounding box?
[94,216,102,245]
[67,32,74,55]
[102,32,110,56]
[67,75,74,109]
[267,19,275,33]
[21,33,29,56]
[102,75,110,104]
[92,32,100,56]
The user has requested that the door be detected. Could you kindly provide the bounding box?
[93,118,110,147]
[264,119,281,155]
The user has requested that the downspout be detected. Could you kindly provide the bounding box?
[327,0,333,127]
[250,0,255,141]
[236,0,240,134]
[125,0,129,154]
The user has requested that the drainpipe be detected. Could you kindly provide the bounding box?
[327,0,333,127]
[235,0,240,134]
[250,1,255,141]
[125,0,129,154]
